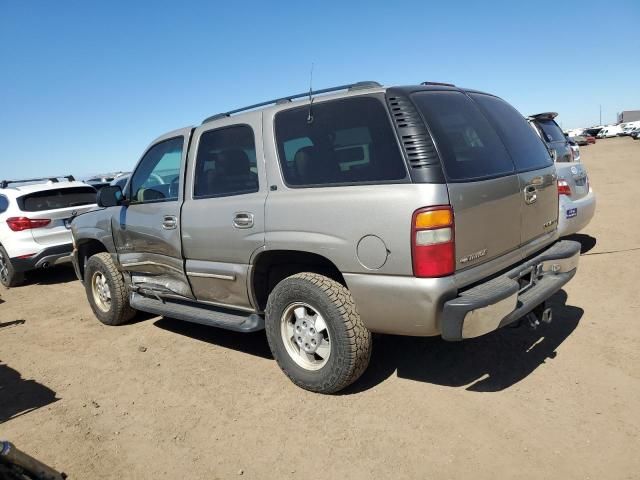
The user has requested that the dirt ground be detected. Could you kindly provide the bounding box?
[1,137,639,479]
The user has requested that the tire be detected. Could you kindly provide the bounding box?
[84,252,136,325]
[265,272,372,394]
[0,246,24,288]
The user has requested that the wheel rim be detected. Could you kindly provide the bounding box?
[0,251,9,284]
[91,271,112,312]
[280,302,331,371]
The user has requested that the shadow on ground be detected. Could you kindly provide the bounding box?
[23,265,78,286]
[0,320,26,329]
[151,290,581,394]
[153,317,272,359]
[0,361,59,423]
[345,289,582,394]
[565,233,597,254]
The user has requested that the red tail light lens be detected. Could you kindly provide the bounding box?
[6,217,51,232]
[557,179,571,196]
[411,206,455,278]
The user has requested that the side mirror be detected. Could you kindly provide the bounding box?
[96,185,125,207]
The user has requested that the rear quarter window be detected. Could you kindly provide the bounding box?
[471,94,554,172]
[411,91,515,181]
[0,195,8,213]
[19,187,97,212]
[275,96,408,187]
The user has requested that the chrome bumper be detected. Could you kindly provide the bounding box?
[441,240,581,341]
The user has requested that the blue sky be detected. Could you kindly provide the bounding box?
[1,0,638,179]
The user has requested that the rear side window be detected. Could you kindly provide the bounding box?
[19,187,96,212]
[471,94,553,171]
[535,119,566,143]
[411,91,515,182]
[0,195,8,213]
[193,125,258,198]
[275,96,407,187]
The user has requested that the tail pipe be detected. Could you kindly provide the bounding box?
[0,441,67,479]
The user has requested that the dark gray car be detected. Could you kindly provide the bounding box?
[71,81,580,393]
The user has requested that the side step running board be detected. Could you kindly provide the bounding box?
[130,293,264,333]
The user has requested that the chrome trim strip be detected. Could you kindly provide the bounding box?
[186,271,236,281]
[121,261,184,274]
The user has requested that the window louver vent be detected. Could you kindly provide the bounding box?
[387,96,438,169]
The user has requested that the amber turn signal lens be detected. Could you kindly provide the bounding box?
[414,209,453,229]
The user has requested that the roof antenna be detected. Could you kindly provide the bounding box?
[307,63,314,124]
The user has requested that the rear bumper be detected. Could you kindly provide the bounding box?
[441,240,580,341]
[558,189,596,236]
[11,243,74,273]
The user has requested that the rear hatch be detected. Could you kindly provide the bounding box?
[533,117,573,163]
[18,186,97,246]
[555,161,590,201]
[411,90,557,272]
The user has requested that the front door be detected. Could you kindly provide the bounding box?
[114,129,193,298]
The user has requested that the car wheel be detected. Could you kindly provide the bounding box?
[0,246,24,288]
[265,272,372,394]
[84,252,136,325]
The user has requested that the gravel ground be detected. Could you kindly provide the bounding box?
[1,136,639,479]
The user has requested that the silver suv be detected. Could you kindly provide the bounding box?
[71,81,580,393]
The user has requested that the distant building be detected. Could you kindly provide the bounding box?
[618,110,640,123]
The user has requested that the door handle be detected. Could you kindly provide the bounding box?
[233,212,254,229]
[523,185,537,205]
[162,215,178,230]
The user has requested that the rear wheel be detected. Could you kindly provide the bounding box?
[0,246,24,288]
[265,272,372,394]
[84,252,135,325]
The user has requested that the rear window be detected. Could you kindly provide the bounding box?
[275,96,408,187]
[471,94,553,171]
[411,91,515,181]
[536,119,566,143]
[19,187,96,212]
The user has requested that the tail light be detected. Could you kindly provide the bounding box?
[557,179,571,196]
[6,217,51,232]
[411,206,455,277]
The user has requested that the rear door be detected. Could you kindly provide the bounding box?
[471,94,558,245]
[114,129,193,298]
[18,186,97,246]
[411,91,521,269]
[180,115,266,310]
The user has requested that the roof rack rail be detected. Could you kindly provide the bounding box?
[202,81,382,124]
[421,81,456,87]
[0,175,75,189]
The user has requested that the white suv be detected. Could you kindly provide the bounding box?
[0,176,97,287]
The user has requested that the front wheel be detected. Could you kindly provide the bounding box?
[265,272,372,394]
[84,252,136,325]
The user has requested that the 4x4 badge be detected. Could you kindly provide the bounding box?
[459,248,487,264]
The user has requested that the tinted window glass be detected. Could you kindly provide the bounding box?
[275,96,407,186]
[412,91,515,181]
[194,125,258,198]
[130,137,183,203]
[471,94,553,171]
[20,187,96,212]
[0,195,8,213]
[536,119,566,143]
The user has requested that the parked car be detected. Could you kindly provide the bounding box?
[583,127,603,138]
[597,125,623,138]
[71,81,581,393]
[0,176,97,287]
[570,135,589,146]
[110,172,130,189]
[631,128,640,140]
[585,135,596,144]
[528,115,596,237]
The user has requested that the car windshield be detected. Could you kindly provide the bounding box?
[537,119,566,143]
